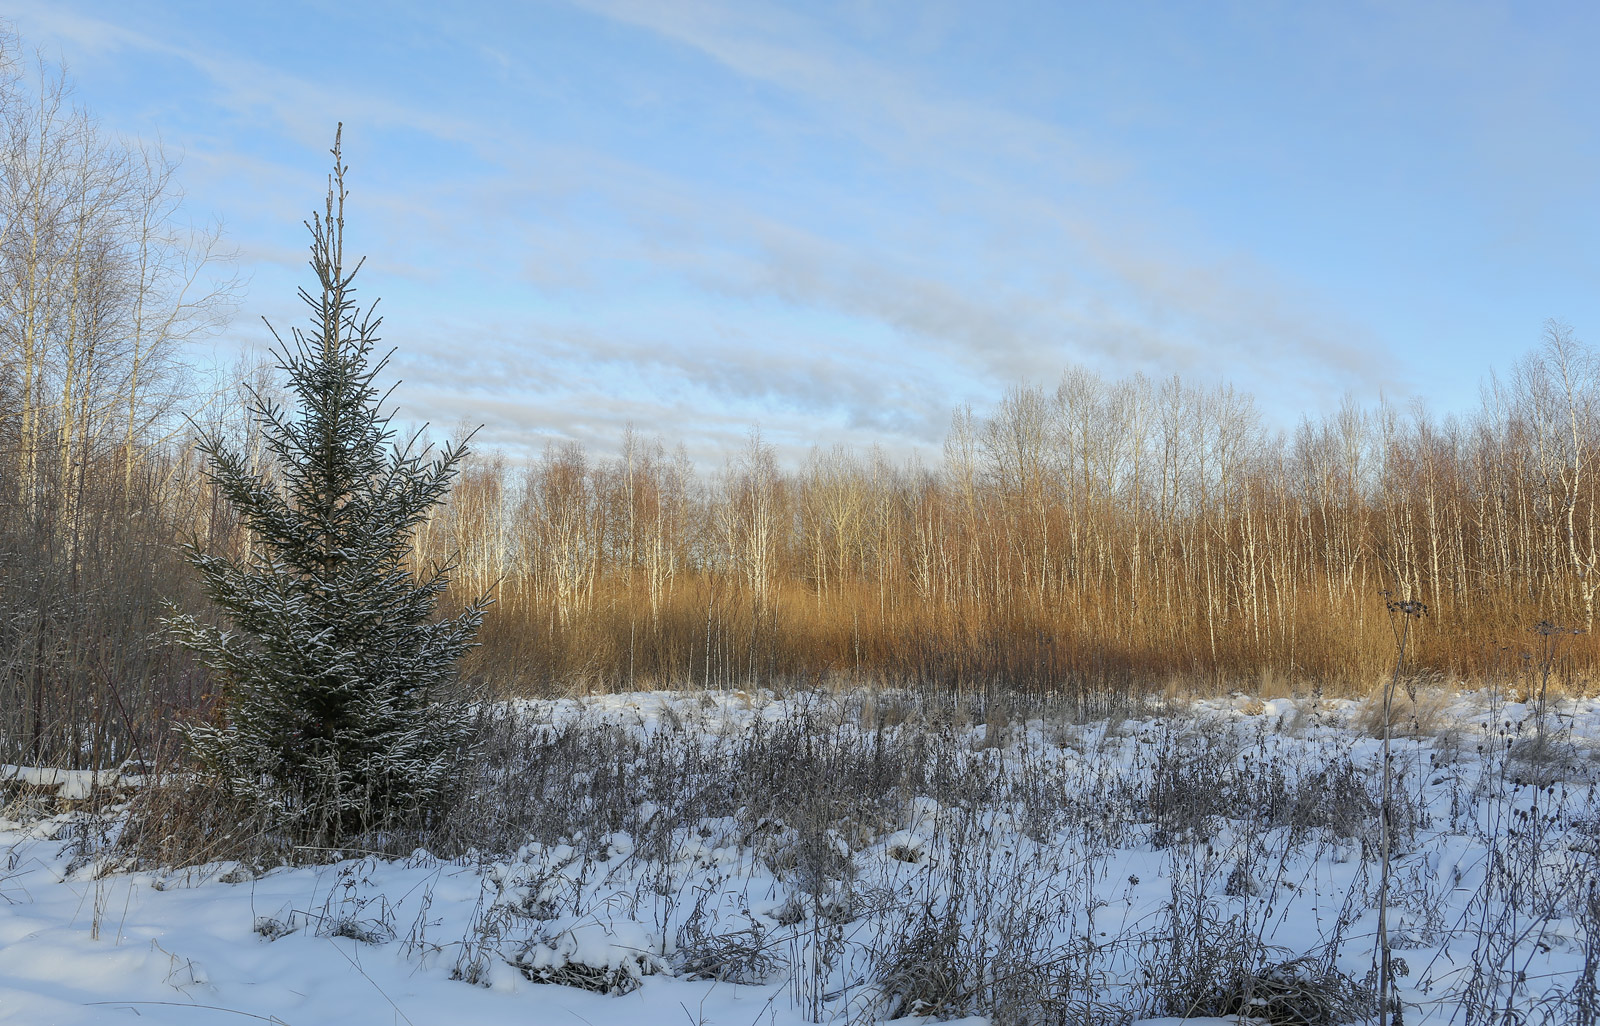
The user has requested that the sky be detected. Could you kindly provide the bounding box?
[9,0,1600,467]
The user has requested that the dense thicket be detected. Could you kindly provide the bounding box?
[427,326,1600,699]
[0,36,236,766]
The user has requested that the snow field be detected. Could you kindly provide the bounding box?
[3,686,1600,1025]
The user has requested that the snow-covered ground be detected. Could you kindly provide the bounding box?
[4,687,1599,1025]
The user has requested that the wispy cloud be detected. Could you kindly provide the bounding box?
[556,0,1397,394]
[19,0,1586,469]
[12,2,480,149]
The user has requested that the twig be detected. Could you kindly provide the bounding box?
[83,1000,292,1024]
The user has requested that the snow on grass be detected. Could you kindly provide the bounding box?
[3,686,1600,1025]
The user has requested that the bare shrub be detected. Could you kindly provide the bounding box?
[1223,956,1375,1026]
[874,912,970,1020]
[313,861,397,945]
[1141,717,1242,847]
[674,900,778,984]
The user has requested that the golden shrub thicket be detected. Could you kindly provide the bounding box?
[423,329,1600,700]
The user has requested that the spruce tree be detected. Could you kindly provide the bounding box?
[166,130,483,845]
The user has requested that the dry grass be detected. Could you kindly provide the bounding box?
[455,572,1600,710]
[1352,678,1456,737]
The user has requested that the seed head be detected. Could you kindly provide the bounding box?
[1385,598,1427,618]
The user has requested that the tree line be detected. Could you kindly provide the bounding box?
[0,35,236,767]
[423,332,1600,703]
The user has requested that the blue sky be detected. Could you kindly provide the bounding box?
[12,0,1600,465]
